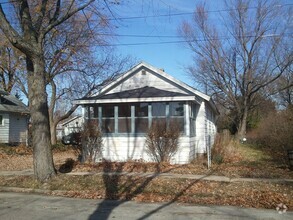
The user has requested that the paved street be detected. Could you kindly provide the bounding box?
[0,192,291,220]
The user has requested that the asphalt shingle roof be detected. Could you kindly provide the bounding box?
[0,89,30,114]
[83,86,190,100]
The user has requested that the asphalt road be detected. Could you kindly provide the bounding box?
[0,192,291,220]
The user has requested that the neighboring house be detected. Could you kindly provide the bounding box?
[56,115,84,139]
[74,62,218,164]
[0,89,30,145]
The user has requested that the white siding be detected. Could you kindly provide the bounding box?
[0,113,9,143]
[195,101,207,153]
[8,114,28,144]
[205,101,217,148]
[99,136,193,164]
[107,69,189,95]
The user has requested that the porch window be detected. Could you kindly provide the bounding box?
[102,104,115,133]
[88,101,190,135]
[152,102,166,125]
[135,103,148,133]
[118,103,131,133]
[190,103,197,137]
[169,102,184,132]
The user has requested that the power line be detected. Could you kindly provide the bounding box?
[1,1,292,21]
[97,33,293,47]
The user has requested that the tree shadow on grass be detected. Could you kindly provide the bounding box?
[88,161,215,220]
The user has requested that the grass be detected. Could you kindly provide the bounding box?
[237,144,271,162]
[0,174,292,210]
[0,141,292,210]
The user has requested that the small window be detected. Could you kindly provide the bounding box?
[0,115,3,125]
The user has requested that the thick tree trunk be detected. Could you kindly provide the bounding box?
[27,55,56,182]
[50,121,58,145]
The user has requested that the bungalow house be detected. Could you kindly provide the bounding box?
[0,89,30,145]
[74,62,218,164]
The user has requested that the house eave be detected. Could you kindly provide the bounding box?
[74,96,198,105]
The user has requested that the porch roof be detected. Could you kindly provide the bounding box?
[75,86,197,104]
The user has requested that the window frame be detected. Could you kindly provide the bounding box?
[0,115,3,126]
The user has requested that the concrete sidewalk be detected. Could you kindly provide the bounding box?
[0,192,292,220]
[0,169,292,184]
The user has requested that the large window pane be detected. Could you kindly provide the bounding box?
[152,103,165,117]
[118,104,131,117]
[118,118,131,133]
[170,118,184,133]
[170,102,184,116]
[102,118,114,133]
[135,118,148,133]
[102,104,115,117]
[135,103,148,117]
[151,118,166,128]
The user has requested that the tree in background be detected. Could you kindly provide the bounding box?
[0,0,118,182]
[275,68,293,108]
[179,0,292,138]
[0,35,25,93]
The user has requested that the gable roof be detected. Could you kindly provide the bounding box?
[0,89,30,114]
[90,61,210,101]
[74,62,218,113]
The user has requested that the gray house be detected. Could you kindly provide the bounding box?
[0,89,30,144]
[74,62,218,164]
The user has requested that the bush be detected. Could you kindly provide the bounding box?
[252,107,293,150]
[212,131,242,164]
[81,120,103,163]
[145,120,181,163]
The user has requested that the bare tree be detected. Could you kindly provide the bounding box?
[0,35,24,93]
[179,0,292,138]
[48,52,131,145]
[0,0,112,181]
[41,15,130,145]
[276,68,293,108]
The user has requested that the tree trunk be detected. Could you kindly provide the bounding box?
[237,106,248,140]
[27,55,56,182]
[50,122,58,145]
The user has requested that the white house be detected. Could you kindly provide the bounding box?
[56,115,84,140]
[0,89,30,145]
[74,62,218,164]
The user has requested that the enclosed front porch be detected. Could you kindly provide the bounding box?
[81,100,210,164]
